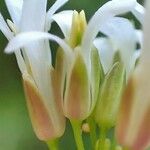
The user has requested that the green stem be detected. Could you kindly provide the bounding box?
[98,127,108,150]
[46,139,59,150]
[87,117,97,149]
[111,130,117,150]
[71,120,85,150]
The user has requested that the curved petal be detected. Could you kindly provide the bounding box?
[100,17,137,77]
[0,13,13,40]
[81,0,136,67]
[132,2,145,24]
[5,31,73,58]
[46,0,69,31]
[52,10,73,39]
[93,37,114,73]
[5,0,23,26]
[47,0,69,20]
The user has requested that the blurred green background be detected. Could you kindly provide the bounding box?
[0,0,143,150]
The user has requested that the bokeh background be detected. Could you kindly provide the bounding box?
[0,0,143,150]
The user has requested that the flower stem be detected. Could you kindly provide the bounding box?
[98,127,108,150]
[111,131,117,150]
[46,139,59,150]
[71,120,85,150]
[87,117,97,149]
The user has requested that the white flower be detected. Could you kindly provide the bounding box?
[0,0,71,140]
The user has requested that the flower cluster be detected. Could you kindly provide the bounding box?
[0,0,149,150]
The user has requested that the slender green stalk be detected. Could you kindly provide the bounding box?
[87,117,97,149]
[46,139,59,150]
[71,120,85,150]
[111,130,117,150]
[98,127,108,150]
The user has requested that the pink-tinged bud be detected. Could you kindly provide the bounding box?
[63,11,103,121]
[23,74,56,140]
[23,49,66,141]
[64,49,91,120]
[116,1,150,149]
[63,11,92,121]
[116,72,150,150]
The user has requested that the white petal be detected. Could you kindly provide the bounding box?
[100,17,137,77]
[93,37,114,73]
[20,0,47,31]
[5,31,73,58]
[47,0,69,20]
[5,0,23,26]
[46,0,69,31]
[52,10,73,39]
[132,2,145,24]
[0,13,13,39]
[81,0,136,67]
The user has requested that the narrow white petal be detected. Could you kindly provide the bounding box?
[100,17,136,77]
[46,0,69,31]
[20,0,47,31]
[5,31,73,58]
[47,0,69,20]
[94,37,114,73]
[5,0,23,26]
[81,0,136,67]
[52,10,73,39]
[0,13,13,40]
[132,2,145,24]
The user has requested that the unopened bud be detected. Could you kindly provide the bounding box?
[95,62,125,129]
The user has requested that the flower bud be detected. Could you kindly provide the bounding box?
[64,10,103,121]
[69,10,87,48]
[64,49,91,120]
[23,49,66,141]
[116,71,150,150]
[95,62,125,129]
[64,11,90,120]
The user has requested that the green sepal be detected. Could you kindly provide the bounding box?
[95,62,125,129]
[90,47,104,113]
